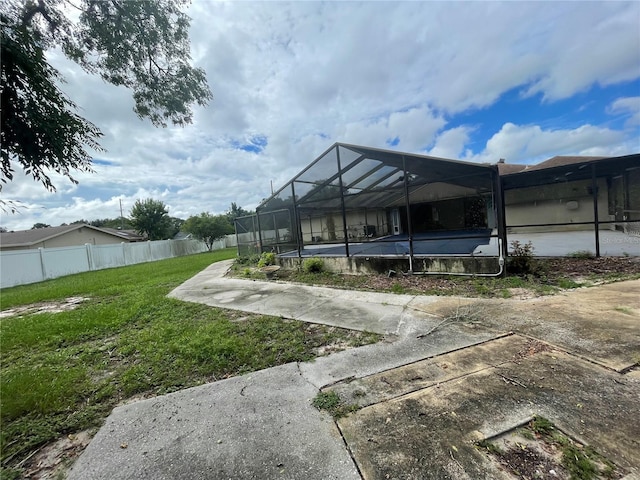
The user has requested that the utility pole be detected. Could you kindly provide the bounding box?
[119,199,124,230]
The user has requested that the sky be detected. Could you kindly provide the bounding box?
[2,0,640,231]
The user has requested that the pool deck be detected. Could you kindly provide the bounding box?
[278,229,639,258]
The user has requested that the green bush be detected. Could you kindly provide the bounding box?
[257,252,276,268]
[568,250,595,259]
[508,240,539,275]
[236,254,260,266]
[303,257,325,273]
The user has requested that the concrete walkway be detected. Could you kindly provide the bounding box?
[68,261,640,479]
[68,261,501,479]
[167,260,428,336]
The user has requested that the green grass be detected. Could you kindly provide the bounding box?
[475,439,502,455]
[0,249,380,476]
[311,391,360,419]
[614,306,633,315]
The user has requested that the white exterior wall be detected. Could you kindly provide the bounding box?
[505,178,610,232]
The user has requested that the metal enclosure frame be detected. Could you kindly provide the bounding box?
[236,143,508,272]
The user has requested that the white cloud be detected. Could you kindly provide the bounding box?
[2,1,639,232]
[464,123,627,165]
[608,96,640,127]
[335,106,446,152]
[524,4,640,101]
[427,127,473,159]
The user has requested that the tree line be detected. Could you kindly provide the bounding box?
[20,200,253,251]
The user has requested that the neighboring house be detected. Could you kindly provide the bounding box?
[0,224,144,252]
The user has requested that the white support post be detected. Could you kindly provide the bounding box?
[38,247,47,281]
[85,243,95,271]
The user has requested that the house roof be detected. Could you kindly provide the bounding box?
[0,224,134,248]
[524,155,607,172]
[497,163,528,175]
[501,153,639,190]
[101,228,146,241]
[496,155,607,176]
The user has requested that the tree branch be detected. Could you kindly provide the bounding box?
[21,0,55,30]
[63,0,83,11]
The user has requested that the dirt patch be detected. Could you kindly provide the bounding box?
[479,417,626,480]
[303,323,382,356]
[0,297,90,318]
[505,288,538,300]
[21,430,94,480]
[379,257,640,296]
[235,257,640,298]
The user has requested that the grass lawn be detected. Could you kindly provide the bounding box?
[0,249,379,478]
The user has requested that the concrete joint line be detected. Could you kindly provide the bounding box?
[619,362,639,375]
[516,332,628,374]
[335,421,365,480]
[295,361,322,391]
[362,361,519,408]
[343,332,517,387]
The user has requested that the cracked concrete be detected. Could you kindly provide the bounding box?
[69,261,640,480]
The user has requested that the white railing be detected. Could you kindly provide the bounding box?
[1,235,237,289]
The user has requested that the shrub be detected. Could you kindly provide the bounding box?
[568,250,595,259]
[508,240,538,275]
[303,257,324,273]
[236,254,260,266]
[257,252,276,268]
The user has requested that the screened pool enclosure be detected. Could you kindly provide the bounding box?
[236,144,639,273]
[235,143,507,272]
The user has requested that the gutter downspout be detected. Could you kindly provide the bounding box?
[402,155,415,272]
[591,163,601,257]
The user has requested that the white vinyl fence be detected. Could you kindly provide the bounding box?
[1,236,237,289]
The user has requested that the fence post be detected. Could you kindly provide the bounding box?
[38,247,47,281]
[122,242,127,265]
[85,243,94,271]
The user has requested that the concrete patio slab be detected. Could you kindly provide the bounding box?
[409,279,640,372]
[337,337,640,480]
